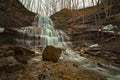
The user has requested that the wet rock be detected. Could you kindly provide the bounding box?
[0,56,17,68]
[12,47,35,64]
[0,56,24,72]
[17,75,32,80]
[38,73,51,80]
[42,46,63,62]
[0,29,17,45]
[97,63,106,69]
[73,63,79,68]
[0,46,14,57]
[103,37,120,54]
[0,56,24,80]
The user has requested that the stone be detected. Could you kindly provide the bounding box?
[0,56,17,68]
[12,47,35,64]
[0,56,24,80]
[42,46,63,62]
[17,75,32,80]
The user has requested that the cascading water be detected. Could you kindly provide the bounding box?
[15,14,86,62]
[15,15,69,48]
[38,15,68,47]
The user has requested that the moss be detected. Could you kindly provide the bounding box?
[42,46,63,62]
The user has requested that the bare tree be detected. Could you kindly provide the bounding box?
[82,0,85,23]
[19,0,99,16]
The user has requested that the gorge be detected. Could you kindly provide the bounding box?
[0,0,120,80]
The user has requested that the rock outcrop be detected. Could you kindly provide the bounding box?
[50,0,120,66]
[11,46,35,64]
[0,46,36,80]
[0,0,36,28]
[51,0,120,28]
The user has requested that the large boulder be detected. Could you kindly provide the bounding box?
[42,46,63,62]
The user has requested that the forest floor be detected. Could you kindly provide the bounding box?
[0,45,107,80]
[0,35,120,80]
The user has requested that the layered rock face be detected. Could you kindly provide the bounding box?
[50,0,120,48]
[0,0,36,45]
[0,0,35,28]
[51,0,120,27]
[50,0,120,67]
[0,46,35,80]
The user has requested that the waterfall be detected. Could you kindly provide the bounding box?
[15,15,69,48]
[15,14,86,62]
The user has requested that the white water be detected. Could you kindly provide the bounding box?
[16,15,70,47]
[0,28,4,33]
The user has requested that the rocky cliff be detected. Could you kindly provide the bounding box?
[0,0,35,28]
[51,0,120,28]
[51,0,120,65]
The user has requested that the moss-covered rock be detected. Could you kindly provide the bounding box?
[42,46,63,62]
